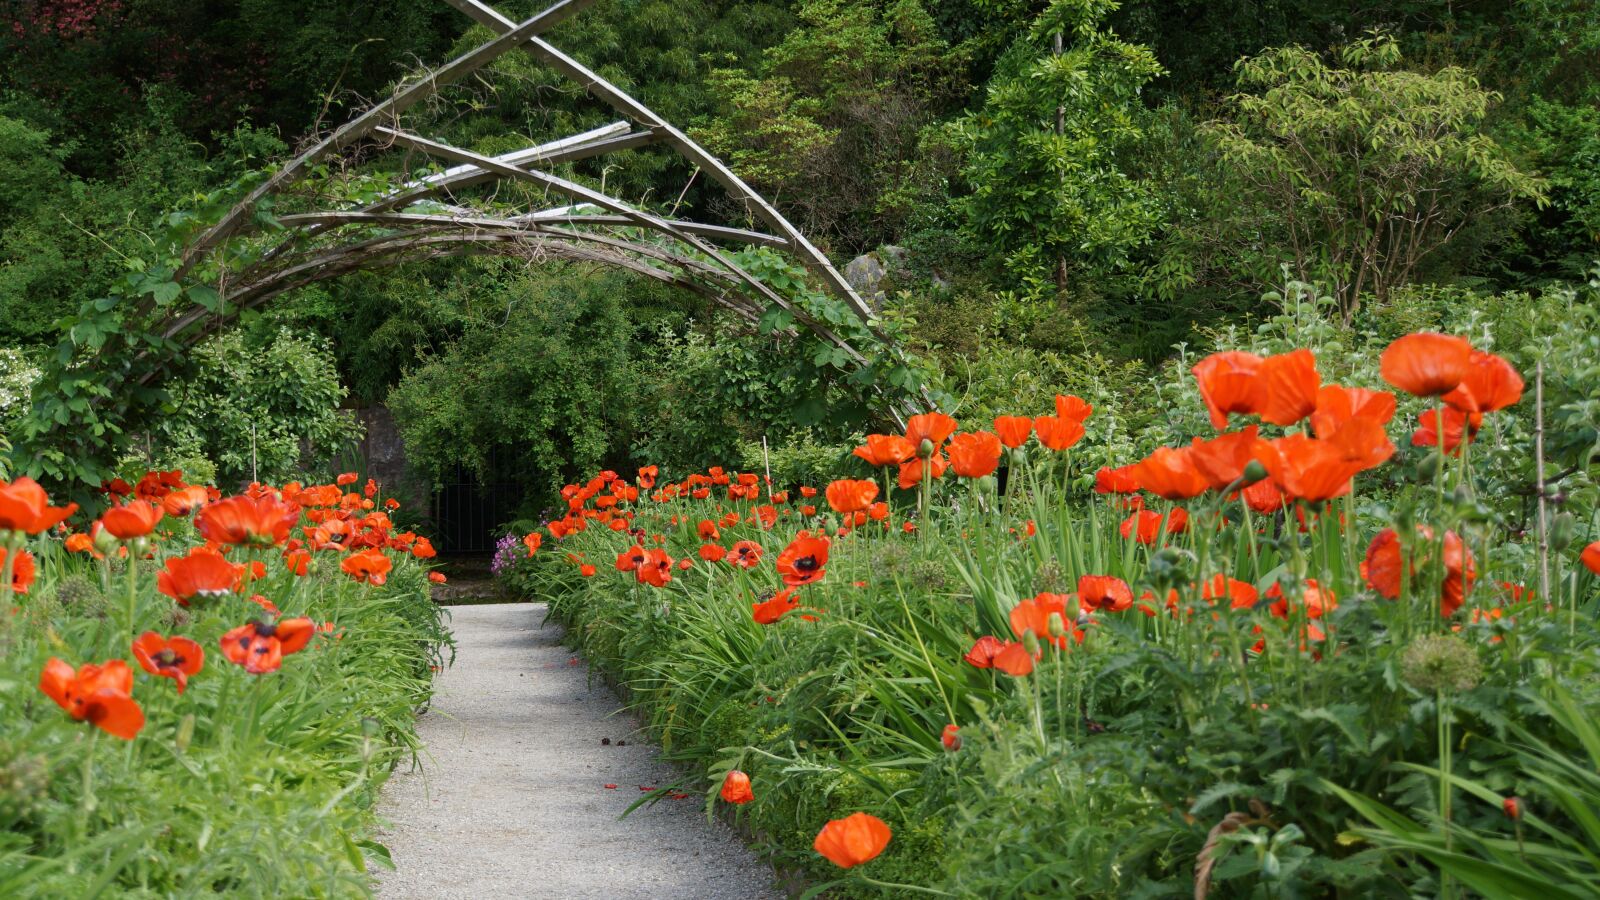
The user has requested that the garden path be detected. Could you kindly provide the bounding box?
[374,603,779,899]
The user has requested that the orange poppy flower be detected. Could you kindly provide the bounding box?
[696,519,720,540]
[341,549,393,586]
[579,564,597,577]
[1364,526,1476,617]
[993,416,1033,448]
[1380,332,1473,397]
[727,541,763,569]
[896,453,947,490]
[636,465,659,489]
[942,724,961,752]
[1131,447,1210,500]
[962,635,1006,668]
[1200,573,1259,610]
[799,486,818,499]
[196,494,301,546]
[825,479,879,514]
[615,545,647,572]
[1249,349,1321,426]
[1120,508,1189,544]
[905,412,958,449]
[720,770,754,804]
[1188,427,1263,490]
[699,543,727,562]
[946,431,1002,477]
[38,657,144,739]
[752,588,801,624]
[1054,394,1094,423]
[991,641,1039,676]
[1583,541,1600,576]
[1093,465,1141,494]
[220,617,316,674]
[1240,477,1286,514]
[65,532,96,555]
[524,532,542,556]
[1443,350,1523,415]
[131,632,204,694]
[853,434,917,468]
[0,547,36,594]
[161,485,211,517]
[1032,415,1085,451]
[1193,351,1263,430]
[1411,407,1477,456]
[428,572,447,584]
[1310,385,1396,439]
[813,812,891,868]
[1266,580,1336,620]
[636,548,673,587]
[336,473,359,486]
[1009,592,1075,649]
[1078,575,1133,612]
[0,477,78,535]
[100,500,164,540]
[157,548,244,605]
[1253,434,1367,503]
[776,534,830,586]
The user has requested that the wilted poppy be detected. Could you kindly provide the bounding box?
[963,635,1006,668]
[1032,415,1086,452]
[825,479,879,514]
[720,770,754,804]
[131,632,204,693]
[196,494,301,546]
[1380,332,1473,397]
[100,500,164,540]
[853,434,916,468]
[341,549,392,586]
[752,588,801,624]
[946,432,1002,477]
[993,416,1033,448]
[1193,351,1264,430]
[776,534,830,586]
[38,658,144,739]
[1078,575,1133,612]
[814,812,891,868]
[220,617,316,674]
[1132,447,1210,500]
[0,477,77,535]
[158,548,244,605]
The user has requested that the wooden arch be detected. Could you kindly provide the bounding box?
[166,0,898,376]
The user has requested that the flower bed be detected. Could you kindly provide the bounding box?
[0,473,447,897]
[506,332,1600,897]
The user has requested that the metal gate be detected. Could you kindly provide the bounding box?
[429,457,522,554]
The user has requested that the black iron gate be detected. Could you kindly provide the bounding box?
[429,457,522,554]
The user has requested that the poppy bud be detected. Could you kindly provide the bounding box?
[941,724,961,752]
[1241,459,1268,485]
[1503,796,1520,819]
[1010,448,1027,468]
[918,438,935,459]
[1549,512,1575,553]
[1147,547,1195,589]
[1021,630,1040,655]
[1417,450,1443,483]
[977,475,998,494]
[175,712,195,753]
[1047,612,1067,639]
[92,526,119,556]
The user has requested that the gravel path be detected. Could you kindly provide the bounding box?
[374,603,778,899]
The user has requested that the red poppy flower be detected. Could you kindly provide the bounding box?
[1009,592,1078,649]
[636,465,659,489]
[1253,434,1368,503]
[941,723,962,751]
[1078,576,1133,612]
[1310,385,1396,439]
[1252,349,1321,427]
[428,572,447,584]
[905,412,958,449]
[636,549,673,587]
[1094,465,1141,494]
[1412,407,1478,455]
[0,546,36,594]
[727,541,763,569]
[993,416,1033,448]
[776,534,830,586]
[131,632,204,694]
[38,658,144,739]
[220,617,316,674]
[196,494,301,546]
[1241,478,1286,514]
[1188,427,1263,490]
[100,500,164,540]
[615,545,647,572]
[341,549,392,586]
[946,431,1002,477]
[1032,415,1086,452]
[1054,394,1093,423]
[1364,526,1476,617]
[1132,447,1210,500]
[1200,573,1259,610]
[336,473,359,486]
[579,564,597,577]
[1443,350,1523,415]
[867,501,889,521]
[991,641,1039,676]
[1266,580,1336,620]
[1193,351,1264,430]
[825,479,879,514]
[896,453,948,490]
[1381,332,1473,397]
[720,770,754,804]
[963,635,1006,668]
[699,543,727,562]
[1120,508,1189,544]
[853,434,917,468]
[0,477,77,535]
[696,519,721,541]
[158,548,244,605]
[1583,541,1600,576]
[814,812,891,868]
[524,532,542,556]
[752,588,801,624]
[160,485,211,517]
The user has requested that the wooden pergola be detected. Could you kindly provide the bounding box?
[167,0,892,372]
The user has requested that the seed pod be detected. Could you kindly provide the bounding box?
[1550,512,1576,553]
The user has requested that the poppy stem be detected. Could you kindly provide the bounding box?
[78,729,99,838]
[124,546,139,640]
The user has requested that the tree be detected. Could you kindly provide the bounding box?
[958,0,1163,297]
[1202,33,1546,322]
